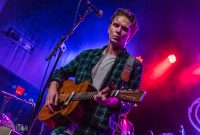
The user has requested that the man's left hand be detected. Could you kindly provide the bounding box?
[93,87,119,107]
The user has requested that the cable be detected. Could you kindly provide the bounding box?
[72,0,82,28]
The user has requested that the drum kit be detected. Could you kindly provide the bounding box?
[0,90,35,135]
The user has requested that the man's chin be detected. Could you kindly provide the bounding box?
[111,43,124,50]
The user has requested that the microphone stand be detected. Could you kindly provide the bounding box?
[27,8,91,135]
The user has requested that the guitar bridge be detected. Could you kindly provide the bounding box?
[64,91,75,106]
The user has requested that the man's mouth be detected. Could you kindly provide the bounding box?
[113,36,120,40]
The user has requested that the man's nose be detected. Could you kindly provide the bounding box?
[116,27,122,34]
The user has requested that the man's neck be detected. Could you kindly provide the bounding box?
[107,43,124,56]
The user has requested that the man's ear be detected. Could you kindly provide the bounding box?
[108,26,110,34]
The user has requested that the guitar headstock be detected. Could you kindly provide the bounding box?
[116,89,146,103]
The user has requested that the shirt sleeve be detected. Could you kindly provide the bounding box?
[119,60,143,114]
[50,51,84,85]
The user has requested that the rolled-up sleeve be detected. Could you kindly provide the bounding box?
[50,51,83,85]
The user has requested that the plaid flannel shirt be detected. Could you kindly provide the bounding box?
[51,45,142,135]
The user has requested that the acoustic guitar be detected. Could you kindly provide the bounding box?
[38,80,145,128]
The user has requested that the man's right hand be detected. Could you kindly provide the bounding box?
[45,81,59,112]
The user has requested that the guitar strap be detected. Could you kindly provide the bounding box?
[121,55,135,82]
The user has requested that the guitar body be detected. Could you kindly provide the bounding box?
[38,80,145,129]
[38,80,95,128]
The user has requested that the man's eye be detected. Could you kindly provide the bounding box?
[123,28,128,32]
[113,23,119,27]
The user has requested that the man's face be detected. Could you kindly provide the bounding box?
[108,15,132,49]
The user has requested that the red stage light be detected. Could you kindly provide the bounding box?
[168,54,176,63]
[151,58,171,79]
[193,67,200,75]
[179,64,200,88]
[16,85,25,96]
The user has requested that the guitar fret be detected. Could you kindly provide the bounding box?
[85,93,88,100]
[88,92,91,99]
[85,93,90,100]
[91,92,95,99]
[90,92,94,99]
[85,93,87,100]
[88,92,93,100]
[86,93,89,100]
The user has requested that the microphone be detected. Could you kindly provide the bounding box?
[86,0,103,17]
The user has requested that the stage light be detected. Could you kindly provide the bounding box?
[168,54,176,63]
[151,54,176,80]
[193,67,200,75]
[151,58,170,79]
[179,64,200,88]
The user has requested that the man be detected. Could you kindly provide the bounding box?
[45,8,142,135]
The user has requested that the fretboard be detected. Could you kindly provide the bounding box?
[71,90,119,101]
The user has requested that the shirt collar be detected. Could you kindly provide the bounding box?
[100,45,129,59]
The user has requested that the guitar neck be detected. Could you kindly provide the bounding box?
[71,90,119,101]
